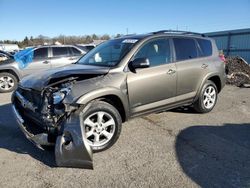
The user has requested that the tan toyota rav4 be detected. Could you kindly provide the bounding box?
[12,30,226,168]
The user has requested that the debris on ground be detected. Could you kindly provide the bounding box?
[226,56,250,88]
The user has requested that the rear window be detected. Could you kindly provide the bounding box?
[173,38,198,61]
[52,47,69,57]
[33,48,48,59]
[197,39,212,57]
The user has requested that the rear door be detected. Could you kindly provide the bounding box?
[22,47,51,76]
[50,46,73,68]
[69,47,84,61]
[173,37,210,99]
[173,38,202,100]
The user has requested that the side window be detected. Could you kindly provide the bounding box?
[197,39,212,57]
[33,48,48,59]
[173,38,198,61]
[70,47,82,55]
[52,47,69,57]
[134,39,171,67]
[85,45,95,51]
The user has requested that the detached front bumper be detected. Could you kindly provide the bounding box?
[12,104,50,149]
[12,91,93,169]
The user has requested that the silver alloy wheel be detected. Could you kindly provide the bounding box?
[203,86,216,109]
[83,111,116,147]
[0,76,14,91]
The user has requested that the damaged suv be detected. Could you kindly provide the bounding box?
[12,30,226,168]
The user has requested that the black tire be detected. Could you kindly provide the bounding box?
[193,80,218,113]
[0,72,18,93]
[80,100,122,152]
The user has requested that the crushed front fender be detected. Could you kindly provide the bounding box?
[55,111,93,169]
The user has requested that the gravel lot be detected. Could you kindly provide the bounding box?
[0,85,249,188]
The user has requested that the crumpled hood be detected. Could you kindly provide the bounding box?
[19,64,110,91]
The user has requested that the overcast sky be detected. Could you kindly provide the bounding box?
[0,0,250,41]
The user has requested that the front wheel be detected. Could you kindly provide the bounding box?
[193,80,218,113]
[80,101,122,152]
[0,72,18,93]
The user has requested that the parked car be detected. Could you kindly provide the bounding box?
[0,43,19,53]
[12,30,226,168]
[0,45,85,92]
[0,50,13,62]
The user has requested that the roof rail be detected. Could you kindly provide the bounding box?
[152,30,206,37]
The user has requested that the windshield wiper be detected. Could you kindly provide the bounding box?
[77,60,119,66]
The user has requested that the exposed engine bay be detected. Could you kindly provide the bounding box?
[12,75,100,169]
[11,61,128,169]
[15,78,77,140]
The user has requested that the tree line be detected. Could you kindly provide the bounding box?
[0,34,122,48]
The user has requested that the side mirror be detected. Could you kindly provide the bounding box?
[131,58,150,69]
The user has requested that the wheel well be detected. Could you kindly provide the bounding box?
[0,69,20,81]
[98,95,126,122]
[208,76,221,93]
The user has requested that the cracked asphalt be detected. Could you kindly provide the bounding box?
[0,85,249,188]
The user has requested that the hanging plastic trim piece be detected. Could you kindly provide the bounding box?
[55,112,93,169]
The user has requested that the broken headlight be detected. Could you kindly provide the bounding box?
[53,88,71,104]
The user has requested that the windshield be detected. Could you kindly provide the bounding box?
[77,38,139,67]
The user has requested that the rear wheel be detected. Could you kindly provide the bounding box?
[81,101,122,152]
[0,72,18,93]
[193,80,218,113]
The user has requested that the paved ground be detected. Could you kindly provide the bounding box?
[0,85,249,188]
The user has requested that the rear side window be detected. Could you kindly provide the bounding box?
[33,48,48,59]
[85,45,95,51]
[197,39,212,57]
[76,46,88,52]
[173,38,198,61]
[70,47,82,55]
[52,47,69,57]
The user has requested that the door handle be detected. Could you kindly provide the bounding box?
[167,69,176,75]
[201,64,208,69]
[43,60,50,64]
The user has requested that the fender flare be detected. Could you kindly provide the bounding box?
[194,72,222,101]
[76,87,130,120]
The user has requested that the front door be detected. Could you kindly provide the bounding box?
[127,38,177,115]
[22,47,51,76]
